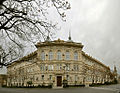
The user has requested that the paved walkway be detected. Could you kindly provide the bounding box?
[0,87,118,93]
[0,84,120,93]
[92,84,120,93]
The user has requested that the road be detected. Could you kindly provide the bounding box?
[0,84,120,93]
[93,84,120,93]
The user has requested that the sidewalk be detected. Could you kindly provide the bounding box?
[91,84,120,93]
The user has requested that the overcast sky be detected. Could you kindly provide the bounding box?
[1,0,120,74]
[56,0,120,73]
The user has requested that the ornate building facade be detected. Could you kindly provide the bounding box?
[0,74,7,87]
[7,36,113,88]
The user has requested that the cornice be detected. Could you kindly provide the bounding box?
[35,39,84,48]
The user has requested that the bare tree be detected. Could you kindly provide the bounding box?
[0,43,22,67]
[0,0,70,66]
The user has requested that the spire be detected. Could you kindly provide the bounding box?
[114,65,117,72]
[113,65,117,79]
[45,31,51,42]
[68,30,71,40]
[67,30,73,42]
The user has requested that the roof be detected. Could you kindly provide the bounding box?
[7,50,37,67]
[35,38,84,48]
[82,51,109,69]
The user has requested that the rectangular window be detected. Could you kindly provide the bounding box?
[66,51,70,60]
[48,65,54,71]
[40,64,45,71]
[48,65,50,71]
[74,52,78,60]
[49,75,52,80]
[51,65,53,70]
[57,64,59,70]
[77,65,79,71]
[66,64,70,71]
[43,65,45,71]
[60,64,62,70]
[49,55,53,60]
[74,65,76,71]
[41,75,44,80]
[41,51,45,60]
[75,75,77,81]
[49,51,53,60]
[40,65,42,71]
[56,64,62,70]
[74,65,79,71]
[66,75,69,81]
[57,51,61,60]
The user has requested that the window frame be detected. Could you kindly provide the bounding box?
[41,51,45,60]
[41,75,44,80]
[65,50,70,60]
[74,51,78,60]
[49,75,52,80]
[57,50,62,60]
[49,50,53,60]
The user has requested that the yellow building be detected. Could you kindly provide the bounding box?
[0,74,7,87]
[7,36,113,88]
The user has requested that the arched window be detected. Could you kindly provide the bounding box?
[41,51,45,60]
[49,50,53,60]
[74,51,78,60]
[57,50,61,60]
[66,51,70,60]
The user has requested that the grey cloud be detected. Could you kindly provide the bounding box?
[1,0,120,74]
[57,0,120,73]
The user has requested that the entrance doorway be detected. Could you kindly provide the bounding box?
[57,76,62,86]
